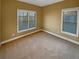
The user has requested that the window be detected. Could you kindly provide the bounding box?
[61,7,79,37]
[17,9,37,33]
[28,11,36,28]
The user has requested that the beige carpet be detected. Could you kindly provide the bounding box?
[0,31,79,59]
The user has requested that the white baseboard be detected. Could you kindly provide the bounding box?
[0,29,79,46]
[0,29,42,45]
[43,30,79,45]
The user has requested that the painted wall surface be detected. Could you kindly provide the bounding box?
[43,0,79,41]
[2,0,43,41]
[1,0,79,42]
[0,0,1,42]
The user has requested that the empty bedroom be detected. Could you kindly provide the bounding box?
[0,0,79,59]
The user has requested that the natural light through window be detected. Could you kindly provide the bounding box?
[17,9,37,33]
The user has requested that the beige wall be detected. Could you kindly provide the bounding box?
[1,0,79,42]
[0,0,1,42]
[2,0,43,41]
[43,0,79,41]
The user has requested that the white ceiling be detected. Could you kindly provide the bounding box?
[18,0,64,7]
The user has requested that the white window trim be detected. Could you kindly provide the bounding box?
[61,7,79,37]
[17,9,37,33]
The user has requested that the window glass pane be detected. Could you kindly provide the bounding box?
[17,10,36,32]
[19,12,24,16]
[29,12,36,28]
[18,12,28,31]
[63,11,77,34]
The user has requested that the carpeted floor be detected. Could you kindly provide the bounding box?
[0,31,79,59]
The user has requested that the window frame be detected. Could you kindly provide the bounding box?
[61,7,79,37]
[17,9,37,33]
